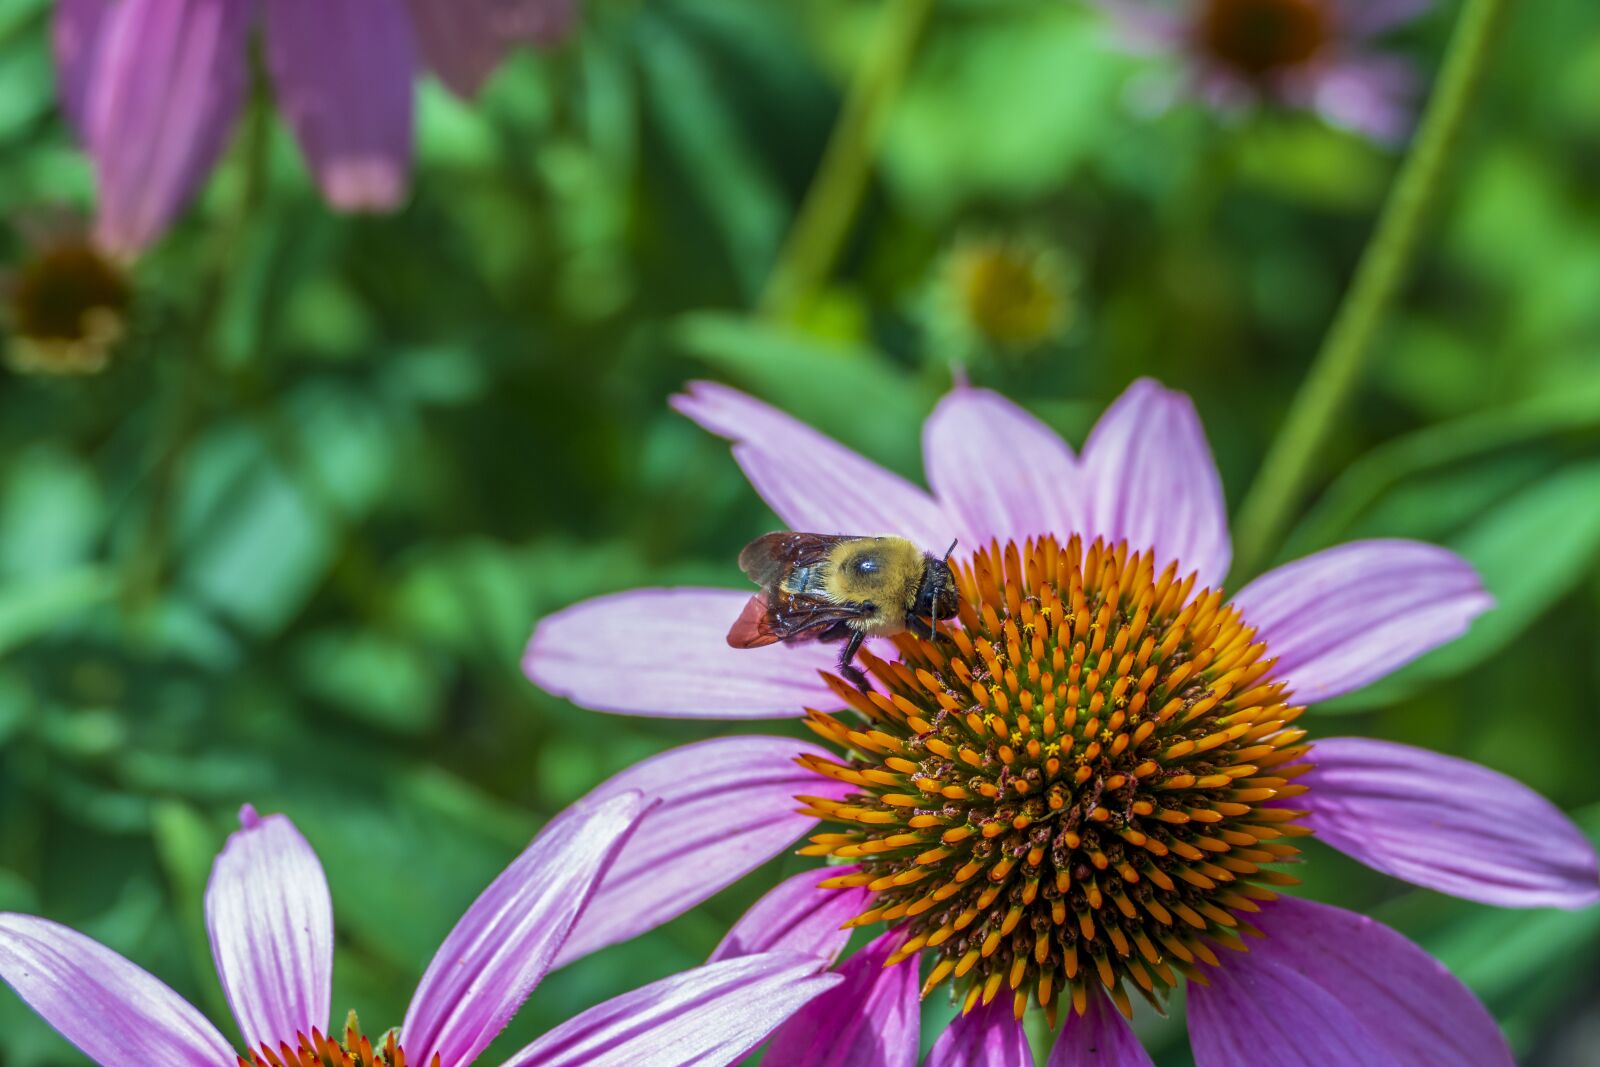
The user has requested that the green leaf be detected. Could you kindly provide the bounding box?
[1283,379,1600,559]
[0,566,119,657]
[1327,458,1600,710]
[633,11,787,297]
[175,425,337,636]
[291,628,448,736]
[0,446,105,579]
[882,6,1127,219]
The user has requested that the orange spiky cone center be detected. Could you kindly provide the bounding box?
[797,535,1311,1024]
[237,1012,439,1067]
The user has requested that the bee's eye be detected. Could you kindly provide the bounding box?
[849,554,881,577]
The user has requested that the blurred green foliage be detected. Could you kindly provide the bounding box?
[1,0,1598,1064]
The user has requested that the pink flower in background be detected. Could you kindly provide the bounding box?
[52,0,575,255]
[0,797,837,1067]
[523,378,1600,1064]
[1094,0,1431,140]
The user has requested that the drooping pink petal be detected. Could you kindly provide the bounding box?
[1077,379,1231,588]
[52,0,111,140]
[1306,55,1418,143]
[524,588,844,719]
[922,386,1080,551]
[1192,897,1514,1067]
[552,737,851,968]
[404,0,575,95]
[495,0,578,45]
[1230,540,1491,703]
[1332,0,1435,37]
[1048,987,1152,1066]
[84,0,254,255]
[1302,737,1600,909]
[1084,0,1189,49]
[1188,943,1401,1067]
[762,931,921,1067]
[0,914,235,1067]
[707,867,868,967]
[264,0,415,212]
[928,995,1033,1067]
[499,952,842,1067]
[205,805,332,1051]
[402,791,649,1067]
[404,0,507,97]
[672,381,953,549]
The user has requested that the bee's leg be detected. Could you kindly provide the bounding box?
[907,613,955,648]
[837,630,872,694]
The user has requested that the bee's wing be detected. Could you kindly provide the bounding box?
[726,589,871,648]
[737,532,854,588]
[727,593,782,648]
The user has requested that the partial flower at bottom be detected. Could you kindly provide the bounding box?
[0,795,838,1067]
[523,377,1600,1065]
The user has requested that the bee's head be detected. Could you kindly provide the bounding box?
[914,542,961,623]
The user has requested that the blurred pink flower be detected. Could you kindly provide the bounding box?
[523,377,1600,1064]
[0,796,837,1067]
[1095,0,1431,140]
[52,0,575,255]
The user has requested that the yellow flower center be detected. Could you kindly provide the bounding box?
[6,238,130,375]
[797,536,1311,1024]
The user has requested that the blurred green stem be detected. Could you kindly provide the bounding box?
[760,0,935,316]
[1231,0,1511,577]
[127,84,271,609]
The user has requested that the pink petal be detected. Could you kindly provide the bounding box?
[402,791,649,1067]
[708,867,868,967]
[1231,540,1492,703]
[524,588,845,719]
[1048,987,1152,1066]
[53,0,111,140]
[672,381,953,549]
[929,995,1033,1067]
[500,952,842,1067]
[1189,943,1401,1067]
[922,386,1080,551]
[264,0,414,212]
[84,0,253,255]
[1078,379,1231,588]
[762,931,921,1067]
[495,0,578,45]
[552,737,850,968]
[1303,737,1600,909]
[404,0,506,97]
[1308,55,1418,144]
[1192,898,1513,1067]
[405,0,575,95]
[205,805,332,1051]
[1332,0,1434,36]
[0,914,235,1067]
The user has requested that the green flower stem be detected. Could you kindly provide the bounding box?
[760,0,935,316]
[1231,0,1512,578]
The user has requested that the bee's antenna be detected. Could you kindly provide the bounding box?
[931,539,958,643]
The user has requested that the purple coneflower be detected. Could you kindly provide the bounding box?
[524,378,1600,1064]
[1095,0,1430,140]
[0,794,837,1067]
[52,0,574,256]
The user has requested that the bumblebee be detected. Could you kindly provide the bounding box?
[727,532,961,690]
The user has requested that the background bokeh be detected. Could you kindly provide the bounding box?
[2,0,1598,1063]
